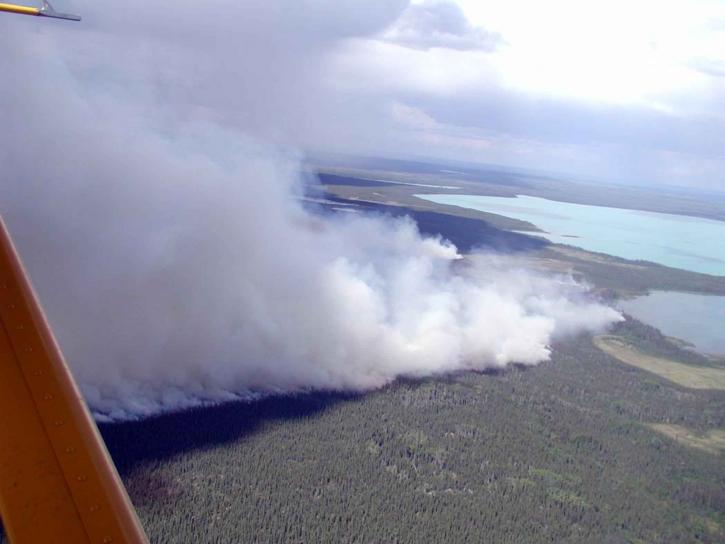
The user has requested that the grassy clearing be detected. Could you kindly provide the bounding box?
[648,424,725,456]
[594,335,725,390]
[550,246,646,270]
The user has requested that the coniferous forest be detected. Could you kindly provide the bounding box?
[93,317,724,543]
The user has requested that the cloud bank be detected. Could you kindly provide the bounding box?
[382,0,501,51]
[0,2,620,421]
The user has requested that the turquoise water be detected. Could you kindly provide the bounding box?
[619,292,725,355]
[418,194,725,276]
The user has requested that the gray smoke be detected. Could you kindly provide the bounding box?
[0,2,621,421]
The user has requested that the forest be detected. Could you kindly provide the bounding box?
[91,315,725,543]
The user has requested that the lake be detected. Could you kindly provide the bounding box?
[618,291,725,355]
[417,194,725,276]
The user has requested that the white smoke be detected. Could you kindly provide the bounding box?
[0,4,621,421]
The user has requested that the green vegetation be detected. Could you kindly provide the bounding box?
[608,317,719,367]
[536,246,725,297]
[648,424,725,456]
[96,317,725,544]
[594,335,725,390]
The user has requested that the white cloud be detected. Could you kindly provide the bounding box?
[382,0,501,51]
[2,0,723,194]
[323,0,725,187]
[455,0,724,108]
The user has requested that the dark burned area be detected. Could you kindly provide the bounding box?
[322,194,548,254]
[310,173,548,254]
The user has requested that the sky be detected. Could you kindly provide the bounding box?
[3,0,724,190]
[340,0,725,189]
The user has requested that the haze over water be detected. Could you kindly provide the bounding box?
[619,292,725,355]
[418,194,725,276]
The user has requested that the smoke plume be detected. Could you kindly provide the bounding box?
[0,3,620,420]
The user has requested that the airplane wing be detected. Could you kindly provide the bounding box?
[0,217,147,544]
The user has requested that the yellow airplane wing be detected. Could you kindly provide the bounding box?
[0,216,147,544]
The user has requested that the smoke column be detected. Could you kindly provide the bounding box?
[0,5,621,421]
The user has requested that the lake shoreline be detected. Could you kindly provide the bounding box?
[417,193,725,276]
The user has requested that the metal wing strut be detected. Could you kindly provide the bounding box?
[0,1,80,21]
[39,0,81,21]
